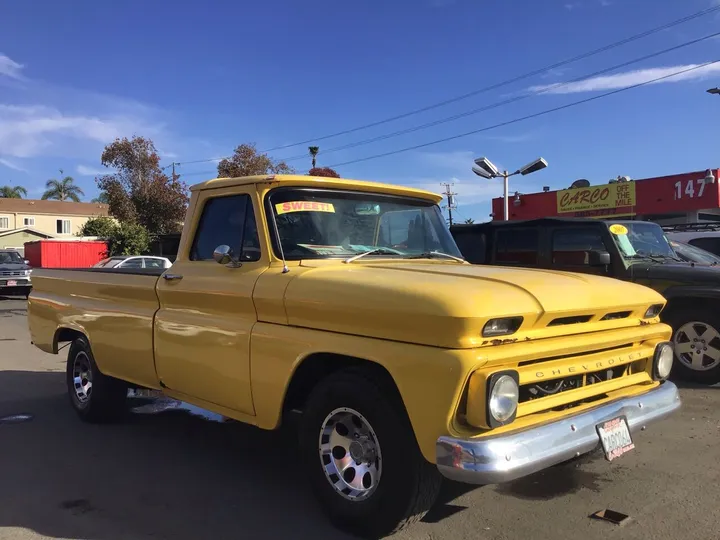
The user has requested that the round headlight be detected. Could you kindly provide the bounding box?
[489,374,519,423]
[654,342,674,380]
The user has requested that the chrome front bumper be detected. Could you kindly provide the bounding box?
[436,381,680,484]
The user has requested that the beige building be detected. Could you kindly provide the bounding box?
[0,199,109,253]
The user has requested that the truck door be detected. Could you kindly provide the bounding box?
[549,226,610,276]
[154,187,266,416]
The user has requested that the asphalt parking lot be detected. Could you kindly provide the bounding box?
[1,295,718,540]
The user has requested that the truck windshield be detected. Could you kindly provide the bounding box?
[268,188,462,260]
[0,251,23,264]
[609,222,678,261]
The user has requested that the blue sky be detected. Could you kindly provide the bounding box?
[1,0,720,221]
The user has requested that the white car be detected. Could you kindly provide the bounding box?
[93,256,173,270]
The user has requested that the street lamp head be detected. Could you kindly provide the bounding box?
[518,157,548,176]
[472,165,493,179]
[705,169,716,184]
[473,157,499,177]
[707,87,720,95]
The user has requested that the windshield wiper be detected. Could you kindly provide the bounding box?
[343,248,404,264]
[405,251,466,263]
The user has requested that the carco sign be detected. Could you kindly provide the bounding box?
[557,181,636,214]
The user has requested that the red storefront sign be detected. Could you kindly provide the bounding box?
[491,169,720,221]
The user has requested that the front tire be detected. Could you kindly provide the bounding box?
[66,337,128,422]
[664,307,720,385]
[299,368,442,538]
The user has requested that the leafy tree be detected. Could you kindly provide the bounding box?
[98,136,189,235]
[217,143,295,178]
[42,170,84,202]
[308,146,319,168]
[78,216,116,237]
[0,185,27,198]
[91,191,110,204]
[464,218,475,224]
[308,167,340,178]
[105,221,151,256]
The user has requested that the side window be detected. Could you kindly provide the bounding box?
[143,258,164,268]
[121,258,143,269]
[495,229,539,265]
[190,194,261,262]
[552,228,606,266]
[688,237,720,257]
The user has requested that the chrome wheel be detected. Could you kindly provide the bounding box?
[674,321,720,371]
[319,407,382,501]
[72,351,93,404]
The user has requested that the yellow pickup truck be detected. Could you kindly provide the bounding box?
[28,174,680,537]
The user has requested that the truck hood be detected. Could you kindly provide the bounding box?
[282,261,666,349]
[629,261,720,285]
[0,263,30,272]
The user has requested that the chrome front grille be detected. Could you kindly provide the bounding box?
[0,271,24,277]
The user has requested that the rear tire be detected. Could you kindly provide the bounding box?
[66,337,128,422]
[663,307,720,385]
[299,368,442,538]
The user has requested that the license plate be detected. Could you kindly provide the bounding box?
[6,280,16,287]
[596,416,634,461]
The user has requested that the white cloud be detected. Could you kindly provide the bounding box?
[0,104,161,158]
[76,164,110,176]
[0,54,24,80]
[0,158,27,172]
[529,63,720,94]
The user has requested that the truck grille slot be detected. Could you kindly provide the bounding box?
[520,364,630,403]
[517,343,632,366]
[547,315,592,326]
[601,311,631,321]
[0,271,24,277]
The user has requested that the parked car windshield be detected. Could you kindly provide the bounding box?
[0,251,23,264]
[268,188,462,260]
[609,222,678,261]
[670,240,720,265]
[94,257,124,268]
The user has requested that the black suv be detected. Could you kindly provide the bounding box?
[451,218,720,385]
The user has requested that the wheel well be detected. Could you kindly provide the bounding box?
[663,296,716,319]
[54,328,86,353]
[282,353,403,415]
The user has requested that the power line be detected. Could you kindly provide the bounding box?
[275,30,720,162]
[167,5,720,169]
[259,5,720,152]
[324,60,720,169]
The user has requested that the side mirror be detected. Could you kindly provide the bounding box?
[588,250,611,266]
[213,245,241,268]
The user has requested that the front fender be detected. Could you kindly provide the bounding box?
[661,285,720,302]
[250,323,484,462]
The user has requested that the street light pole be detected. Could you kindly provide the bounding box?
[707,87,720,95]
[472,157,548,221]
[502,170,509,221]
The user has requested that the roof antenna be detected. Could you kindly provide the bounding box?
[267,197,289,274]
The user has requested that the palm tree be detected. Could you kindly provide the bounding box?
[42,169,84,202]
[308,146,319,169]
[464,218,475,224]
[0,185,27,199]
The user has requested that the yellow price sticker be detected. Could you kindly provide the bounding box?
[275,201,335,215]
[609,224,628,235]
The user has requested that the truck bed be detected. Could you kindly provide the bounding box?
[28,268,163,389]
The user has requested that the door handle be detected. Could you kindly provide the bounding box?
[163,273,183,281]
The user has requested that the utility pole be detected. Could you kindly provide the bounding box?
[441,182,457,226]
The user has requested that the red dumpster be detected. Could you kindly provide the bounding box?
[24,240,108,268]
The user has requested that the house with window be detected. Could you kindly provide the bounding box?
[0,199,109,254]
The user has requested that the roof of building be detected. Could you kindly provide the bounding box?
[0,227,54,239]
[0,198,109,216]
[189,174,443,203]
